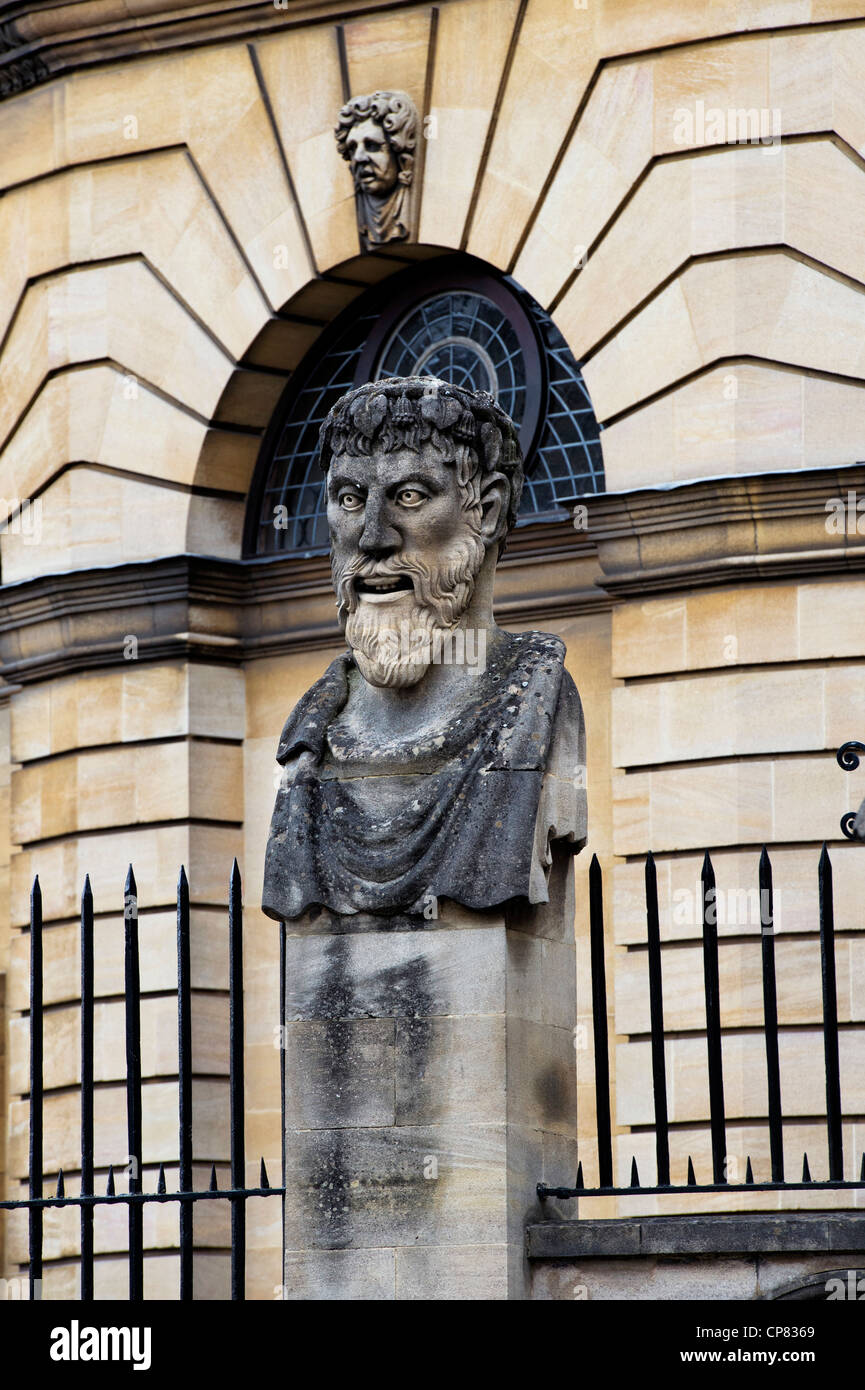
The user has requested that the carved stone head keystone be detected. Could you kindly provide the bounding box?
[335,91,419,249]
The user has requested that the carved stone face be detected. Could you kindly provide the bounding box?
[327,443,486,688]
[344,116,399,196]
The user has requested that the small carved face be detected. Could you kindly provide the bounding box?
[345,117,399,196]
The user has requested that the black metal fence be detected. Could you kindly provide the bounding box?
[5,746,864,1290]
[0,863,283,1301]
[540,838,865,1203]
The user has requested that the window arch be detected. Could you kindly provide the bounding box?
[244,255,603,557]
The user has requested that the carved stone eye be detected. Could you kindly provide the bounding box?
[340,493,364,512]
[396,489,425,508]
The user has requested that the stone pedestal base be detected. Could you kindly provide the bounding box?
[281,846,578,1300]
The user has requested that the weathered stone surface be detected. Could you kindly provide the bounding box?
[283,927,506,1021]
[282,1248,396,1301]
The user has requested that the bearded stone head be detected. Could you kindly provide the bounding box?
[318,377,524,689]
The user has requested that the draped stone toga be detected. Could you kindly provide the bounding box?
[261,630,587,921]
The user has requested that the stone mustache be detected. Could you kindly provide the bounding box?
[262,376,587,923]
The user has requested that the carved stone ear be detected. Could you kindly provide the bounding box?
[479,471,510,544]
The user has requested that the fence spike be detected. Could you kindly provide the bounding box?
[687,1156,696,1186]
[260,1158,270,1190]
[80,870,95,1301]
[177,860,193,1302]
[29,874,44,1303]
[802,1153,812,1183]
[818,842,843,1182]
[209,1163,218,1192]
[107,1165,115,1196]
[157,1165,166,1195]
[745,1157,754,1185]
[124,862,143,1302]
[630,1157,640,1188]
[575,1161,584,1190]
[588,854,613,1190]
[56,1170,65,1198]
[701,849,727,1185]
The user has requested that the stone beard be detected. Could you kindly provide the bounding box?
[262,377,587,922]
[334,532,485,688]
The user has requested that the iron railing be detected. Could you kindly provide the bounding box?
[540,794,865,1204]
[838,740,865,840]
[0,862,283,1300]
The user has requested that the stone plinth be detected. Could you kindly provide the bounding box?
[281,846,578,1301]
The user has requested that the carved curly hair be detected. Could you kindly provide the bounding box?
[318,377,524,535]
[334,91,418,185]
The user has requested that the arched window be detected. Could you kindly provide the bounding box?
[245,255,603,557]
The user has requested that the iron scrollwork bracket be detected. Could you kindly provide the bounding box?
[837,741,865,840]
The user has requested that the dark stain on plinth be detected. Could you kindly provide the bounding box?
[305,934,437,1249]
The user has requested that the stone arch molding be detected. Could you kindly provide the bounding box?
[2,11,865,578]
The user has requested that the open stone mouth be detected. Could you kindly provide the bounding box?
[354,575,414,596]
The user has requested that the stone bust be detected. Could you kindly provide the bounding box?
[262,377,587,922]
[335,91,418,249]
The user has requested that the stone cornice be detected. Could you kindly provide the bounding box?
[0,522,606,685]
[2,471,862,685]
[0,0,421,98]
[584,465,865,597]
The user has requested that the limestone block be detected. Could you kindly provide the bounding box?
[612,755,865,855]
[284,927,507,1022]
[562,140,865,366]
[584,253,865,424]
[10,822,242,927]
[0,469,236,586]
[616,1030,865,1127]
[0,152,263,363]
[612,663,863,767]
[395,1243,509,1300]
[11,664,244,763]
[5,1163,230,1265]
[614,578,865,681]
[799,580,865,660]
[284,1018,397,1129]
[7,1079,228,1177]
[0,262,231,449]
[344,8,431,120]
[602,363,865,490]
[9,991,229,1095]
[255,27,357,273]
[514,59,653,309]
[283,1122,509,1252]
[0,366,208,510]
[57,45,312,309]
[7,908,228,1017]
[467,0,595,270]
[612,843,865,946]
[282,1248,395,1300]
[615,936,864,1035]
[418,0,519,249]
[616,1119,865,1206]
[11,739,242,844]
